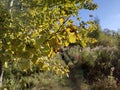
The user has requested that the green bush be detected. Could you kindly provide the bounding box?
[60,45,120,89]
[1,44,120,90]
[96,32,118,47]
[0,57,74,90]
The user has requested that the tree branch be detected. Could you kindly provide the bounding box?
[43,16,70,44]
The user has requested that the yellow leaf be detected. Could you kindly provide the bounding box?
[73,26,77,30]
[68,34,76,43]
[35,59,39,65]
[81,41,87,47]
[64,41,69,46]
[4,62,8,68]
[66,28,71,32]
[59,17,64,23]
[48,48,54,58]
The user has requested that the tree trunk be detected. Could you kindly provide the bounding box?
[0,61,3,87]
[8,0,14,13]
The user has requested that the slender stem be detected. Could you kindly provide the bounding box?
[43,16,70,44]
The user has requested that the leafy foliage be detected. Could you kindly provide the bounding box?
[0,0,98,74]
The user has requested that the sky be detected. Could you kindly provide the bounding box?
[73,0,120,31]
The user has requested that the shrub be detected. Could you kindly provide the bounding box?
[60,45,120,89]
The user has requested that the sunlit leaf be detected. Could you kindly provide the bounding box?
[68,34,76,43]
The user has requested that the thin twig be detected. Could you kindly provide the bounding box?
[43,16,70,44]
